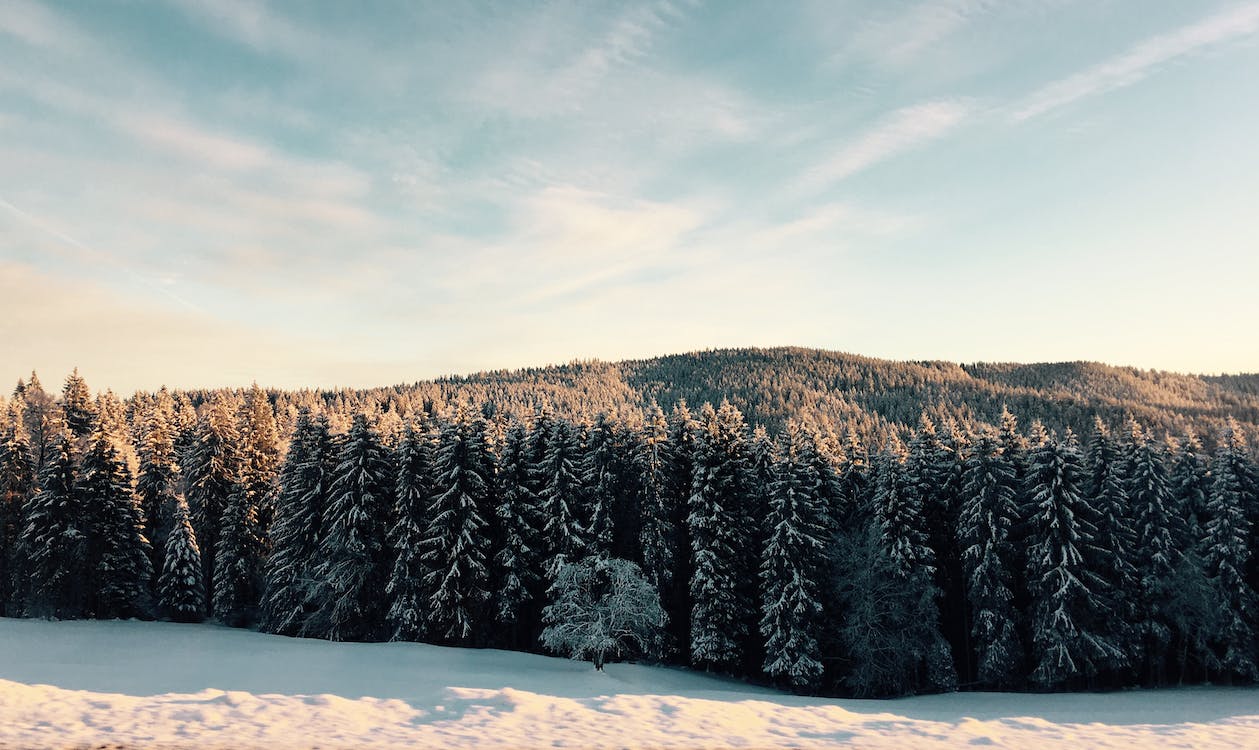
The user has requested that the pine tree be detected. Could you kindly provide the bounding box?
[636,404,674,594]
[311,414,393,641]
[687,401,756,672]
[583,414,618,558]
[18,425,89,619]
[662,400,700,652]
[871,434,956,691]
[262,410,337,635]
[958,431,1022,688]
[158,497,205,622]
[237,383,282,541]
[489,420,541,645]
[213,485,262,627]
[80,425,153,620]
[422,409,493,644]
[1125,421,1179,684]
[0,399,34,616]
[1024,431,1125,688]
[61,368,96,438]
[184,395,239,613]
[22,371,56,478]
[760,421,828,688]
[538,418,588,570]
[387,419,434,642]
[1084,417,1139,672]
[1203,422,1258,680]
[136,388,181,577]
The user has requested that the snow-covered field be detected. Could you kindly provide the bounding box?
[1,618,1257,749]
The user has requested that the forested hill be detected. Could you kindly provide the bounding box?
[278,347,1259,451]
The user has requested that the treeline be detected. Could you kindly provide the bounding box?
[0,368,1257,697]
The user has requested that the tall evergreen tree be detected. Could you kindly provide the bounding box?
[538,418,588,570]
[1203,422,1258,680]
[760,421,828,688]
[158,497,205,622]
[263,411,337,635]
[387,419,434,642]
[1084,417,1139,672]
[422,410,493,644]
[489,420,541,646]
[0,399,34,615]
[1125,421,1179,683]
[958,431,1022,688]
[184,395,239,613]
[18,425,89,619]
[311,414,393,641]
[136,388,181,577]
[636,404,674,593]
[583,414,618,558]
[61,368,96,439]
[1024,431,1125,688]
[687,401,756,672]
[80,425,153,620]
[236,383,282,540]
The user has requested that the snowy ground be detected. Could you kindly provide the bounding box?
[2,618,1257,749]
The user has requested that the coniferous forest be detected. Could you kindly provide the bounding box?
[2,348,1258,697]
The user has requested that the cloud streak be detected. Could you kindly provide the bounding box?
[1013,2,1259,120]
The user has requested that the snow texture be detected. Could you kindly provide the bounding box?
[2,617,1257,749]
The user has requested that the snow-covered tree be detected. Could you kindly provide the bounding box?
[80,425,153,620]
[541,556,665,671]
[583,414,619,558]
[0,399,34,615]
[136,388,181,576]
[18,425,88,619]
[1203,421,1258,680]
[262,410,337,636]
[236,383,282,539]
[1125,421,1179,683]
[61,368,95,439]
[760,421,828,688]
[489,420,541,645]
[958,431,1022,688]
[1084,417,1138,669]
[1024,431,1125,688]
[422,409,493,644]
[687,401,756,672]
[387,419,434,642]
[310,414,393,641]
[636,404,674,593]
[158,497,205,622]
[538,418,588,570]
[184,394,239,613]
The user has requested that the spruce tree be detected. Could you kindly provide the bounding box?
[213,485,262,627]
[1024,431,1125,688]
[1125,422,1179,684]
[184,395,239,613]
[18,425,89,619]
[1203,422,1258,680]
[583,414,618,558]
[636,404,674,594]
[1084,417,1139,672]
[136,388,181,577]
[489,420,541,646]
[236,383,282,540]
[958,431,1022,688]
[760,421,828,688]
[158,497,205,622]
[0,399,34,616]
[387,419,434,642]
[80,425,153,620]
[422,409,493,644]
[687,401,756,673]
[263,411,337,635]
[538,418,588,570]
[311,413,393,641]
[61,368,95,439]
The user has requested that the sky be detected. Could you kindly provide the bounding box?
[2,0,1258,393]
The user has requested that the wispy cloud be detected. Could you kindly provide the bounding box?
[1013,2,1259,120]
[800,100,972,191]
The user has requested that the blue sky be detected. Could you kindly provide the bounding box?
[2,0,1258,392]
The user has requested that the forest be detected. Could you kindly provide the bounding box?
[1,348,1257,697]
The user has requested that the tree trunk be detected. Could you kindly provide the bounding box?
[594,650,605,671]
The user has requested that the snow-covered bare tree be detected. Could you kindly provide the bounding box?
[541,556,665,671]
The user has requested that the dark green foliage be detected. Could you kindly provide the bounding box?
[159,498,205,622]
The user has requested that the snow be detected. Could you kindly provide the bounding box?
[2,617,1257,749]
